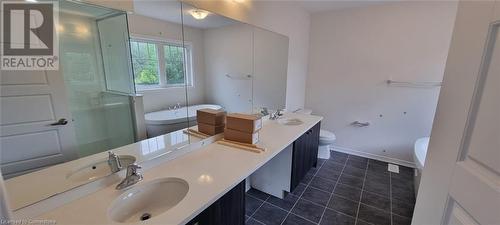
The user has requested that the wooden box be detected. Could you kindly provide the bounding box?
[226,113,262,133]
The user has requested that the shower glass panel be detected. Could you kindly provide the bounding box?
[59,1,135,157]
[98,14,135,94]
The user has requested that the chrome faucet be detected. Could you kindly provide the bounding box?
[168,103,182,110]
[116,163,143,190]
[107,151,122,173]
[260,107,269,117]
[269,109,284,120]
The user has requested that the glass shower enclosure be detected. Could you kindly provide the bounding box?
[59,1,136,157]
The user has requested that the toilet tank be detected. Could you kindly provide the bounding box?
[295,109,312,115]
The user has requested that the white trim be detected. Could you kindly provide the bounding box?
[330,145,416,168]
[129,33,184,46]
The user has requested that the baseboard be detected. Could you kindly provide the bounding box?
[331,146,416,168]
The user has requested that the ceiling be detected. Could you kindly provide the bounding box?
[291,1,391,13]
[131,0,393,28]
[132,0,237,29]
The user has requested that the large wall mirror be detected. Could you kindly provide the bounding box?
[1,0,142,211]
[181,2,288,119]
[0,0,288,213]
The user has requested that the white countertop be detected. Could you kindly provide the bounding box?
[35,113,322,225]
[6,128,206,211]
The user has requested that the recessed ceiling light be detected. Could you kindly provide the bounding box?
[25,0,38,2]
[190,9,209,20]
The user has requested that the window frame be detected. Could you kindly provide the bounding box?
[130,36,193,91]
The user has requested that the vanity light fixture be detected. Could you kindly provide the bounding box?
[233,0,245,3]
[190,9,209,20]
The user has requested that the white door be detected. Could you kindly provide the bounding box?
[0,70,78,178]
[412,1,500,225]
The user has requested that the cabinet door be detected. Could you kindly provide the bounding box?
[306,127,316,172]
[291,132,308,190]
[290,122,321,191]
[309,122,321,168]
[186,180,245,225]
[217,181,246,225]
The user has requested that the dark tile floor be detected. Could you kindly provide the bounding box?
[245,151,416,225]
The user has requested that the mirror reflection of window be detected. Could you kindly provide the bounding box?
[130,40,160,87]
[131,39,192,90]
[164,44,186,85]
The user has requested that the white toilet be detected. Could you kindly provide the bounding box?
[296,109,336,159]
[318,130,336,159]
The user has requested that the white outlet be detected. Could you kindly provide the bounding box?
[388,164,399,173]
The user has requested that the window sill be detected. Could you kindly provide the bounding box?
[136,85,194,93]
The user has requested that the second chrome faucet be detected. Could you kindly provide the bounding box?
[116,163,143,190]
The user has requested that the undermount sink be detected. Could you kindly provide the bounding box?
[108,177,189,223]
[278,118,303,126]
[66,155,136,182]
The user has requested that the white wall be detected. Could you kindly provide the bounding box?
[183,0,311,111]
[305,2,458,165]
[127,14,206,113]
[253,27,289,111]
[203,24,289,114]
[203,24,254,113]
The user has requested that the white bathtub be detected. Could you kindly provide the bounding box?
[145,104,222,137]
[413,137,430,196]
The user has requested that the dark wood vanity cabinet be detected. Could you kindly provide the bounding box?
[290,122,321,191]
[186,180,246,225]
[187,122,321,225]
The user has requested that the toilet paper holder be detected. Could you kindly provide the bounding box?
[351,121,370,127]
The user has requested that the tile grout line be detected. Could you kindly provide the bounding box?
[279,158,327,225]
[247,153,414,225]
[250,217,266,225]
[317,179,391,201]
[318,155,350,224]
[264,200,322,225]
[354,159,370,225]
[247,195,270,222]
[303,185,332,195]
[390,172,393,225]
[289,194,356,218]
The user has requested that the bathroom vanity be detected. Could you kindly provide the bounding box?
[17,113,322,224]
[186,120,321,225]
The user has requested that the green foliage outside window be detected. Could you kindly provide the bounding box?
[164,45,185,84]
[131,41,159,85]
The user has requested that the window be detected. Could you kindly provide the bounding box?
[130,38,192,90]
[130,41,159,85]
[164,45,185,85]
